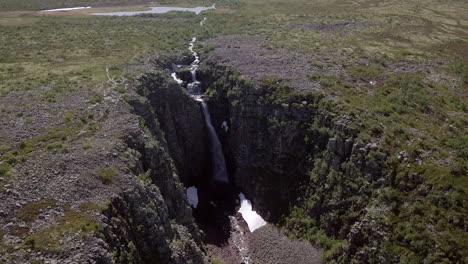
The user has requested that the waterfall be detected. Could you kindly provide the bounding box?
[187,37,202,95]
[200,101,230,183]
[175,17,230,182]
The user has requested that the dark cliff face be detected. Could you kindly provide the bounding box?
[198,60,390,262]
[100,66,210,264]
[134,71,210,186]
[200,71,315,221]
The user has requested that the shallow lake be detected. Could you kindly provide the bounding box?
[93,4,215,16]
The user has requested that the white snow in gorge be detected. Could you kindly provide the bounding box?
[238,193,267,232]
[186,186,199,208]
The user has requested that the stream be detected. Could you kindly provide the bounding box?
[172,17,267,264]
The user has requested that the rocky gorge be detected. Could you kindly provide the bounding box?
[1,36,465,263]
[1,43,464,263]
[1,1,467,262]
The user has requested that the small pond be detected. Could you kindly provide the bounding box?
[93,4,215,16]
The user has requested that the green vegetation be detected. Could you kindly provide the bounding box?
[17,199,57,223]
[0,162,12,177]
[98,167,118,184]
[78,202,106,212]
[0,11,197,97]
[259,75,293,102]
[24,208,97,252]
[212,258,225,264]
[83,139,93,150]
[0,122,84,165]
[9,225,30,238]
[195,3,466,261]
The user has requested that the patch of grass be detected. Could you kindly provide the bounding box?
[78,202,106,212]
[0,162,12,177]
[98,167,117,184]
[0,122,84,165]
[212,258,225,264]
[17,199,57,223]
[82,139,93,150]
[24,208,97,253]
[9,225,30,238]
[0,12,197,96]
[63,111,75,123]
[88,94,104,105]
[259,75,294,102]
[347,64,384,81]
[449,62,468,86]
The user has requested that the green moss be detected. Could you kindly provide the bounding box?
[17,199,57,223]
[24,208,97,253]
[98,168,118,184]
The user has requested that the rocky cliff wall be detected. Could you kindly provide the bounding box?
[100,62,210,264]
[198,60,390,262]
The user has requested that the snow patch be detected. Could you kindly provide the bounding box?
[186,186,198,208]
[43,6,91,12]
[238,193,267,232]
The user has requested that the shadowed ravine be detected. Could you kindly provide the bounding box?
[167,15,323,264]
[176,17,255,264]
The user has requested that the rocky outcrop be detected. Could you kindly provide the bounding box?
[131,67,210,186]
[102,185,207,264]
[100,61,210,264]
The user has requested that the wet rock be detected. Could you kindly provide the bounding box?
[175,67,193,83]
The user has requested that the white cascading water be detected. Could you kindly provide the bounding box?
[187,37,202,95]
[179,16,260,264]
[175,17,229,183]
[199,100,230,183]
